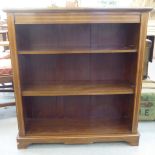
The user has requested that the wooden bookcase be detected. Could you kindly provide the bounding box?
[5,8,151,149]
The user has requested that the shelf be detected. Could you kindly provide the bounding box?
[22,82,134,96]
[18,48,136,55]
[26,118,131,136]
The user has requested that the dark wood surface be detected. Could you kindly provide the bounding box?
[19,53,136,86]
[23,95,132,134]
[16,24,139,51]
[22,82,134,96]
[23,95,132,118]
[18,48,137,54]
[6,8,151,148]
[26,118,131,136]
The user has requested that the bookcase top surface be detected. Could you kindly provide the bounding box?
[4,7,152,13]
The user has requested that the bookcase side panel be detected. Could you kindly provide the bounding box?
[132,12,149,133]
[7,13,25,136]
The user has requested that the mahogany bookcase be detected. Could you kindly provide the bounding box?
[5,8,152,148]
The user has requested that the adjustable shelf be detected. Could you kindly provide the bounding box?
[18,48,137,55]
[22,82,134,96]
[6,8,152,149]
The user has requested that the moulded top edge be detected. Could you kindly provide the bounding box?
[3,7,153,13]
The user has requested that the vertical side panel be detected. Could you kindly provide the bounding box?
[7,13,25,136]
[132,12,149,133]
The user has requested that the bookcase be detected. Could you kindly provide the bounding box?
[5,8,151,149]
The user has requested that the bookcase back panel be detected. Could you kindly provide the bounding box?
[16,23,139,51]
[19,53,136,86]
[23,95,133,121]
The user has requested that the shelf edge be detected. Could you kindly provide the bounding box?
[18,49,137,55]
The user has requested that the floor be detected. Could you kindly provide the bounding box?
[0,59,155,154]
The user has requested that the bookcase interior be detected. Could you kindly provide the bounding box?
[23,95,134,136]
[16,23,140,51]
[16,22,139,138]
[19,53,137,88]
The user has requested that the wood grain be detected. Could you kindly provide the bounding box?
[17,133,139,148]
[7,13,25,136]
[19,54,136,86]
[18,49,137,54]
[132,12,149,133]
[25,118,131,136]
[16,24,139,51]
[22,82,134,96]
[23,95,132,120]
[6,8,151,148]
[14,13,140,24]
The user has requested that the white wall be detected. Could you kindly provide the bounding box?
[0,0,138,20]
[0,0,135,9]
